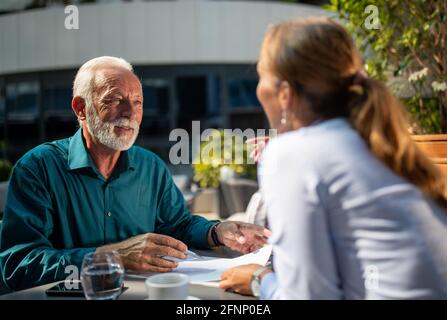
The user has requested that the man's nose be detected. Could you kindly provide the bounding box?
[120,99,138,117]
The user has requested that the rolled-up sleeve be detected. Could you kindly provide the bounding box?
[0,162,94,291]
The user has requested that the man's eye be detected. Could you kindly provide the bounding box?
[106,98,121,105]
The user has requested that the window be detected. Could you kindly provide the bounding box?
[207,75,221,116]
[0,79,5,124]
[5,80,40,162]
[142,78,170,113]
[176,76,207,130]
[227,79,260,109]
[138,78,171,138]
[6,81,39,118]
[0,79,5,147]
[44,85,72,112]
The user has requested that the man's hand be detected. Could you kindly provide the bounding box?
[96,233,187,273]
[213,221,271,253]
[220,264,269,296]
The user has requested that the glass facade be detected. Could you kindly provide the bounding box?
[6,81,39,118]
[228,79,260,109]
[0,64,268,164]
[44,85,72,111]
[141,78,170,114]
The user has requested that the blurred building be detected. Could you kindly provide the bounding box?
[0,0,329,164]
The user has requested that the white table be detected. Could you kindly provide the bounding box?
[0,247,255,300]
[0,278,255,300]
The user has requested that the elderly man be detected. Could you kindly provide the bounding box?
[0,56,270,291]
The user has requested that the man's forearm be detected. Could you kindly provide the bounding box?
[0,246,95,291]
[95,235,144,255]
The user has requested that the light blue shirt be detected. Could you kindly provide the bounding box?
[259,118,447,299]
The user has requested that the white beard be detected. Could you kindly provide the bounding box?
[85,105,140,151]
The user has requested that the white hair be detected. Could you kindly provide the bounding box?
[72,56,134,126]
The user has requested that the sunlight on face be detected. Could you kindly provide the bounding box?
[85,104,140,151]
[85,68,143,151]
[256,45,282,130]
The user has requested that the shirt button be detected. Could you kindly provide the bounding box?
[106,212,112,217]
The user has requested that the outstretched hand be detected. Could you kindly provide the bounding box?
[215,221,271,254]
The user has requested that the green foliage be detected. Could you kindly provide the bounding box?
[325,0,447,133]
[0,159,12,182]
[192,130,257,189]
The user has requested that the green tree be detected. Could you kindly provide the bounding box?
[325,0,447,133]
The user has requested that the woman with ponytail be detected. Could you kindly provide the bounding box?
[219,17,447,299]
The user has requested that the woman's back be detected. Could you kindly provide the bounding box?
[260,118,447,299]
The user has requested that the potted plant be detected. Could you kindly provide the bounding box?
[191,130,257,217]
[326,0,447,168]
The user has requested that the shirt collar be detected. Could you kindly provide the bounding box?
[68,128,94,171]
[116,148,136,172]
[68,128,136,173]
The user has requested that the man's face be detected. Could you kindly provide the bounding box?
[85,67,143,151]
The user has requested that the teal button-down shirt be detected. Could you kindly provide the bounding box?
[0,128,215,290]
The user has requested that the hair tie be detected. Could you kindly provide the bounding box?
[353,69,368,84]
[349,70,368,95]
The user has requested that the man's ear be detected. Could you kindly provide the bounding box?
[72,96,86,121]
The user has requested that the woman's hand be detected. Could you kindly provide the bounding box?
[219,264,271,296]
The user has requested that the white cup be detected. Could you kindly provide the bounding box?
[145,273,189,300]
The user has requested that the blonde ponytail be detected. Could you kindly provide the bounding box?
[351,78,447,210]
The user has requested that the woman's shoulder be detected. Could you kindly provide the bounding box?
[266,119,359,160]
[260,129,326,180]
[260,118,373,185]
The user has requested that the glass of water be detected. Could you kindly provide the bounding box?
[80,251,125,300]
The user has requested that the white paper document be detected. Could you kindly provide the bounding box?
[127,245,272,284]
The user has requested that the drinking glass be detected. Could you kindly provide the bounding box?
[80,251,125,300]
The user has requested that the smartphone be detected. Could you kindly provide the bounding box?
[45,281,85,297]
[45,281,129,298]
